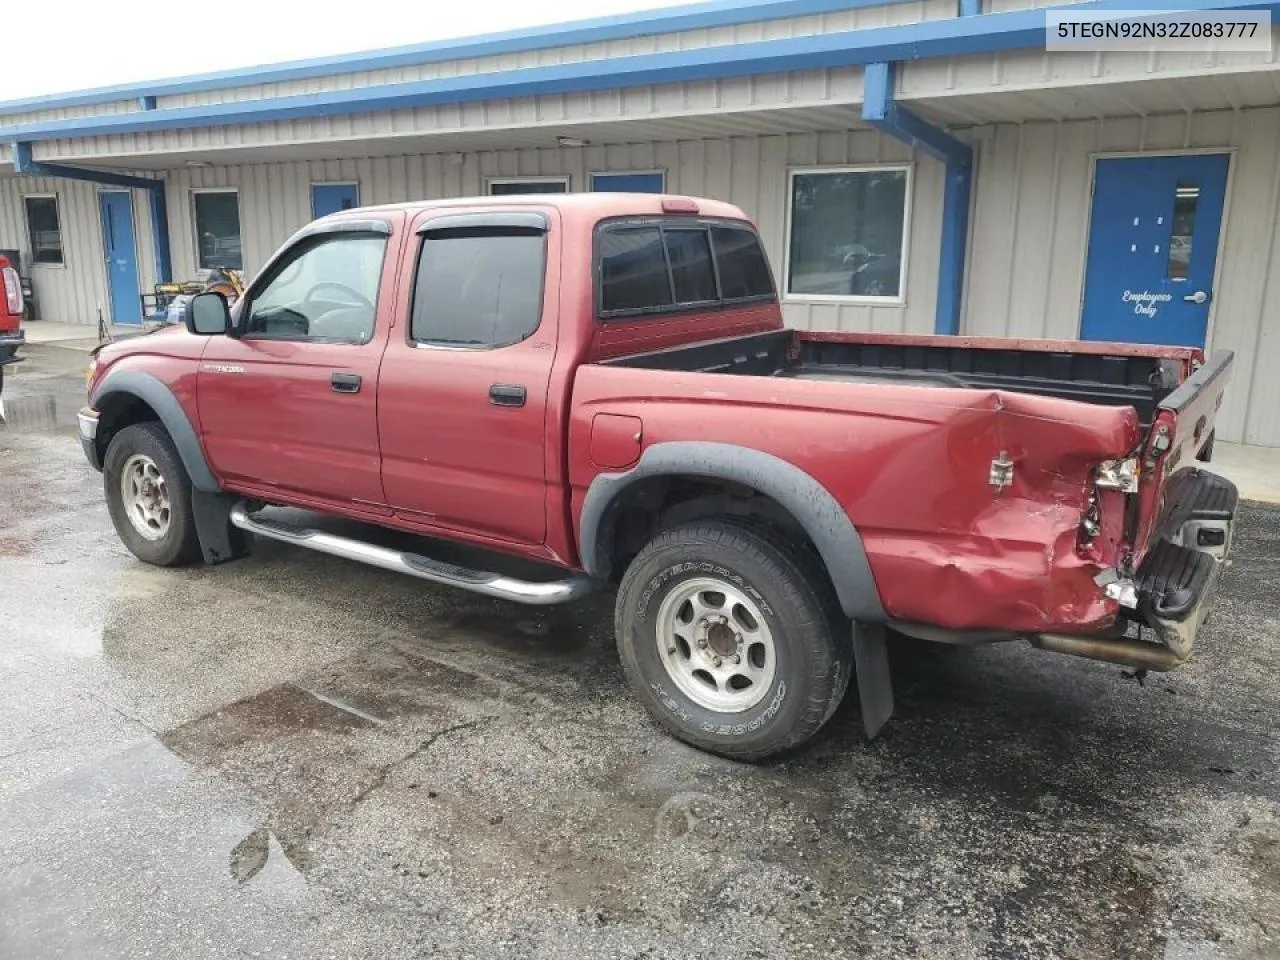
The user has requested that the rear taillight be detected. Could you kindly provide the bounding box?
[0,258,22,316]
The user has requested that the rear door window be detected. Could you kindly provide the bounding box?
[410,228,546,348]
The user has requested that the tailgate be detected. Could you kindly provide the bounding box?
[1132,349,1234,558]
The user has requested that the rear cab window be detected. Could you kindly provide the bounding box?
[596,217,775,320]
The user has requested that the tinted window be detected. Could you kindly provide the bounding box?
[489,180,568,196]
[193,191,243,270]
[712,227,774,300]
[599,228,673,313]
[411,230,545,347]
[246,233,387,342]
[24,196,63,265]
[665,229,717,303]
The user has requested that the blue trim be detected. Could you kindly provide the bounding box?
[138,96,157,111]
[861,63,972,336]
[3,0,1274,145]
[147,187,172,284]
[958,0,981,14]
[0,0,920,114]
[13,142,172,284]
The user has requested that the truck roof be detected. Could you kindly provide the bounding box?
[324,192,751,224]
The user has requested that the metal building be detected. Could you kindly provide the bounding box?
[2,0,1279,445]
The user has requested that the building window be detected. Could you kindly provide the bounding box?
[786,166,910,300]
[193,190,243,270]
[596,219,775,319]
[590,171,665,193]
[411,228,546,348]
[24,196,64,265]
[488,178,570,196]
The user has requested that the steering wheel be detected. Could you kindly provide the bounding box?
[304,281,373,311]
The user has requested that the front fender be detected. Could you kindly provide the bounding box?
[579,441,884,622]
[91,369,220,493]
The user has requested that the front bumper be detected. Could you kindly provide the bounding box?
[78,406,102,471]
[1034,468,1237,672]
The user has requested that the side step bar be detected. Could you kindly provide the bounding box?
[229,503,596,606]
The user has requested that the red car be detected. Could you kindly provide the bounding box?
[0,254,25,421]
[77,194,1237,760]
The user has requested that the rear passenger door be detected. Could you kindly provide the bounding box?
[377,209,559,546]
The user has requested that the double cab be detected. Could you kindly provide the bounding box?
[78,194,1237,759]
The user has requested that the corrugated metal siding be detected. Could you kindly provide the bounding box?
[900,45,1280,102]
[0,99,145,132]
[963,107,1280,446]
[151,0,954,111]
[164,132,936,333]
[0,175,156,327]
[48,69,867,162]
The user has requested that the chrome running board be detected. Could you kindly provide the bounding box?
[229,503,595,605]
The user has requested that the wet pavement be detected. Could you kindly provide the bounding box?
[3,344,1280,960]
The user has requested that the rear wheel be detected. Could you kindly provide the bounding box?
[615,519,851,760]
[103,422,201,567]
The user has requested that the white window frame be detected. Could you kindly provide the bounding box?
[486,176,571,195]
[23,193,65,269]
[782,164,913,306]
[190,187,244,272]
[588,170,667,192]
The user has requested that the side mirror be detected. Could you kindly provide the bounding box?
[184,291,231,336]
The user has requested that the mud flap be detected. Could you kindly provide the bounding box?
[853,621,894,739]
[191,490,251,565]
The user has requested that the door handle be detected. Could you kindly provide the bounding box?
[331,372,362,393]
[489,383,526,407]
[1184,290,1210,304]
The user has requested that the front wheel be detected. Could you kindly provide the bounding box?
[103,422,201,567]
[615,520,851,761]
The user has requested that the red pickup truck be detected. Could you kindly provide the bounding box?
[0,254,25,420]
[78,194,1237,760]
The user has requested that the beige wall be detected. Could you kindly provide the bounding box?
[0,175,156,326]
[963,107,1280,446]
[164,132,942,336]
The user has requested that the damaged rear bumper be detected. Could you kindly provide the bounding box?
[1032,468,1237,672]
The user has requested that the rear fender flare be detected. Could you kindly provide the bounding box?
[92,369,220,493]
[579,441,884,622]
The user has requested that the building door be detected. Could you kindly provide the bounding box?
[99,191,142,325]
[1081,154,1229,348]
[311,183,359,219]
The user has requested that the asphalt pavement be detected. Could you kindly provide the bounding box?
[2,343,1279,960]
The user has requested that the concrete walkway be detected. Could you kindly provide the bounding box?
[14,325,1280,503]
[21,320,153,350]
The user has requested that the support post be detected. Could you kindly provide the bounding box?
[862,62,973,336]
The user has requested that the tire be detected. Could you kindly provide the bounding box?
[103,421,201,567]
[615,519,852,761]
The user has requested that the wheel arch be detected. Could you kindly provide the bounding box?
[579,441,884,622]
[92,369,220,493]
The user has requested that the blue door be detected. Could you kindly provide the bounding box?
[590,172,665,193]
[1081,154,1229,347]
[99,191,142,325]
[311,183,359,218]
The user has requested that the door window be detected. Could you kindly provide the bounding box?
[410,228,546,348]
[245,232,388,343]
[1166,181,1200,281]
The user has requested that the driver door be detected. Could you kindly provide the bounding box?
[197,218,401,512]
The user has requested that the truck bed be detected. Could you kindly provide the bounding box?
[599,329,1193,427]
